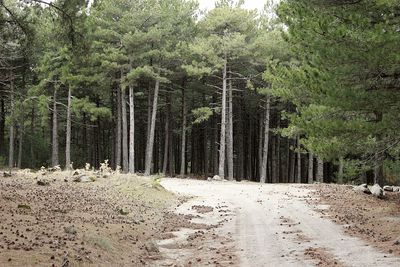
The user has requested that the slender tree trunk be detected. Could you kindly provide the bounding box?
[121,88,128,173]
[317,158,324,183]
[296,136,301,183]
[51,87,59,167]
[168,119,175,177]
[226,78,234,180]
[30,106,35,167]
[374,153,384,186]
[218,60,227,178]
[260,96,270,183]
[0,95,5,156]
[145,80,160,176]
[65,87,72,170]
[338,157,344,184]
[374,112,384,186]
[162,98,170,175]
[146,84,152,149]
[258,112,263,179]
[290,140,295,183]
[116,86,122,169]
[180,86,187,177]
[17,127,22,168]
[129,85,135,173]
[308,152,314,184]
[8,76,15,169]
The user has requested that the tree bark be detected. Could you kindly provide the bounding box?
[218,59,227,178]
[180,86,187,177]
[308,152,314,184]
[0,95,5,156]
[227,78,234,180]
[8,76,15,169]
[144,79,160,176]
[17,127,22,168]
[260,96,270,183]
[374,153,384,186]
[296,136,301,183]
[51,87,59,167]
[121,88,128,173]
[336,157,344,184]
[116,86,122,169]
[162,94,170,175]
[129,85,135,173]
[65,87,72,170]
[317,157,324,183]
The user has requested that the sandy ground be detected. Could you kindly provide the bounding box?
[161,178,400,267]
[0,170,180,266]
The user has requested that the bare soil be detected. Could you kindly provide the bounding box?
[0,170,182,266]
[311,184,400,257]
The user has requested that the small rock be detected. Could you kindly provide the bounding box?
[370,184,385,198]
[37,179,50,186]
[18,204,31,210]
[3,172,12,177]
[212,175,224,181]
[383,186,393,192]
[394,239,400,245]
[353,184,371,194]
[393,186,400,192]
[119,208,129,215]
[73,175,93,183]
[144,241,159,253]
[64,226,77,235]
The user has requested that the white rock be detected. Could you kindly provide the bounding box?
[353,184,371,194]
[370,184,385,198]
[393,186,400,192]
[212,175,223,181]
[383,185,393,192]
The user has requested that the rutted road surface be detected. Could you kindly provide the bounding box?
[160,178,400,267]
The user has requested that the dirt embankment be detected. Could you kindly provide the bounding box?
[312,184,400,256]
[0,170,183,266]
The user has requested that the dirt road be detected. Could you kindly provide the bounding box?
[160,178,400,267]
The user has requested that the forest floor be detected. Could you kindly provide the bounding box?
[1,172,400,267]
[0,170,237,267]
[161,178,400,267]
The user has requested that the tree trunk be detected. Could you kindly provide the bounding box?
[218,60,227,178]
[51,87,59,167]
[0,95,5,156]
[162,95,170,175]
[17,128,22,168]
[8,76,15,169]
[116,86,122,169]
[338,157,344,184]
[144,80,160,176]
[65,87,72,170]
[374,153,384,186]
[296,136,301,183]
[227,78,234,180]
[129,85,135,173]
[180,86,187,177]
[308,152,314,184]
[374,112,384,186]
[258,112,263,179]
[121,88,128,173]
[260,96,270,183]
[317,158,324,183]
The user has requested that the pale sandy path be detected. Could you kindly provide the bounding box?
[161,178,400,267]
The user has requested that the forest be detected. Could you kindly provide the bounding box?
[1,0,400,266]
[1,0,400,184]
